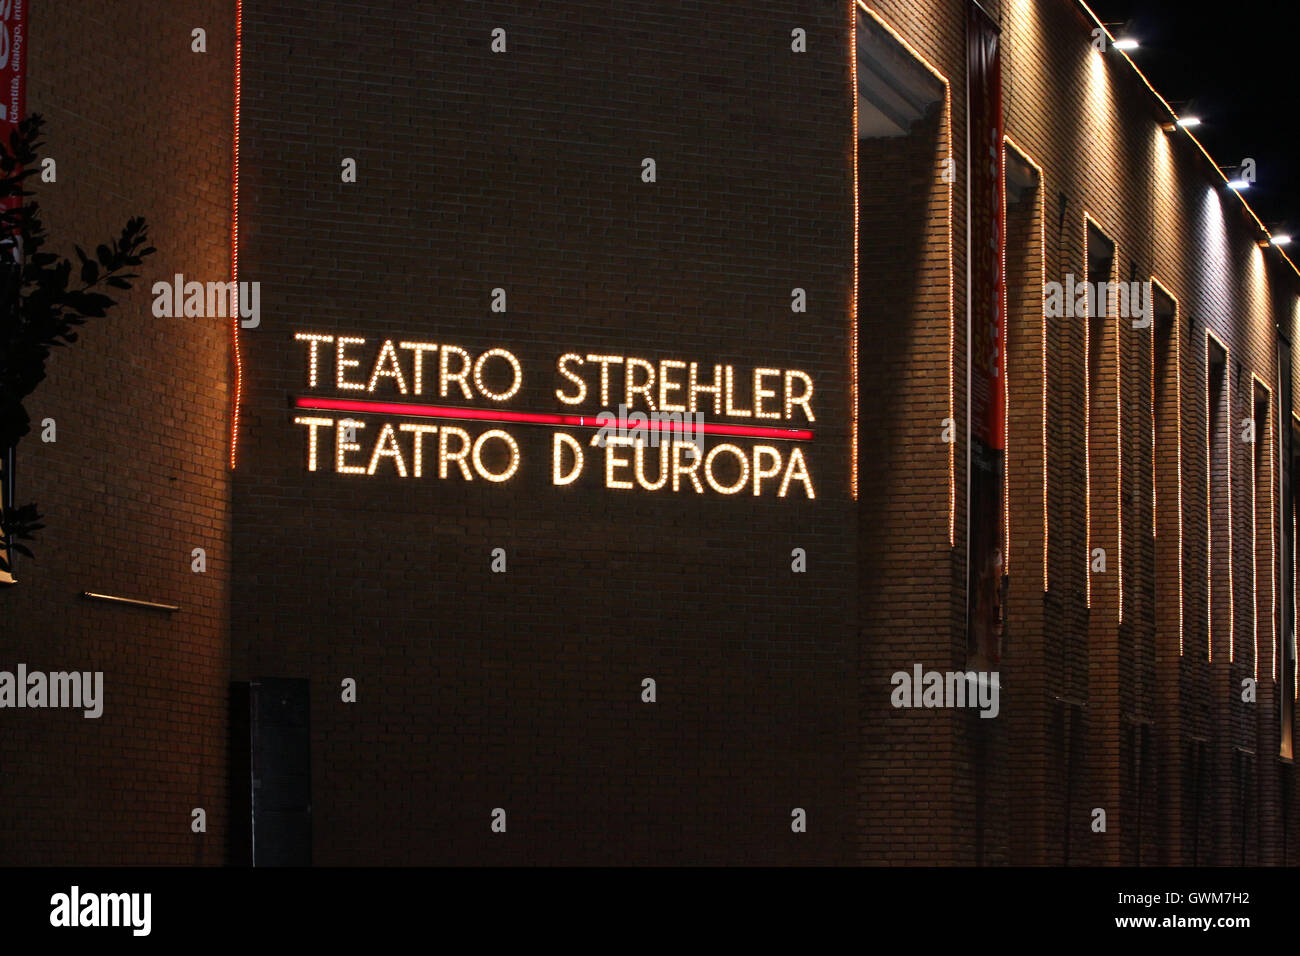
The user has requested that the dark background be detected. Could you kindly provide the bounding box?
[1090,0,1298,238]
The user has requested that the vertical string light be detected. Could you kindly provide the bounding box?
[1001,139,1010,573]
[1039,166,1047,593]
[947,90,955,548]
[1084,217,1091,607]
[231,0,244,469]
[1176,292,1184,653]
[850,0,858,501]
[1264,377,1274,682]
[1114,247,1123,623]
[1267,377,1274,681]
[1293,410,1300,697]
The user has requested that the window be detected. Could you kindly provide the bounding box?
[1152,284,1181,649]
[1207,335,1230,660]
[1251,380,1272,682]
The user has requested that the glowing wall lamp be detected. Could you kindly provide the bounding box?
[1221,165,1251,190]
[1101,20,1139,52]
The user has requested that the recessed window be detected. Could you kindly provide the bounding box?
[1207,336,1230,660]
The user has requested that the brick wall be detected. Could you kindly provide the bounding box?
[855,105,959,863]
[2,0,233,864]
[870,0,1300,865]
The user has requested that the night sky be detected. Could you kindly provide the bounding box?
[1088,0,1297,240]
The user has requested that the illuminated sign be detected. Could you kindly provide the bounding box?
[290,332,819,499]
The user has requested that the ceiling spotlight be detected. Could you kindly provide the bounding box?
[1113,37,1140,51]
[1176,116,1201,128]
[1227,178,1250,191]
[1272,235,1293,246]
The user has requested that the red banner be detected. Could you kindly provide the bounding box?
[0,0,26,214]
[966,1,1005,668]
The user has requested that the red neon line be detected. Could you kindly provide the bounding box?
[294,397,815,441]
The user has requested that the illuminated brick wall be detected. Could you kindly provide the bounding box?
[1002,158,1048,864]
[1,1,233,864]
[863,0,1300,864]
[854,108,961,863]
